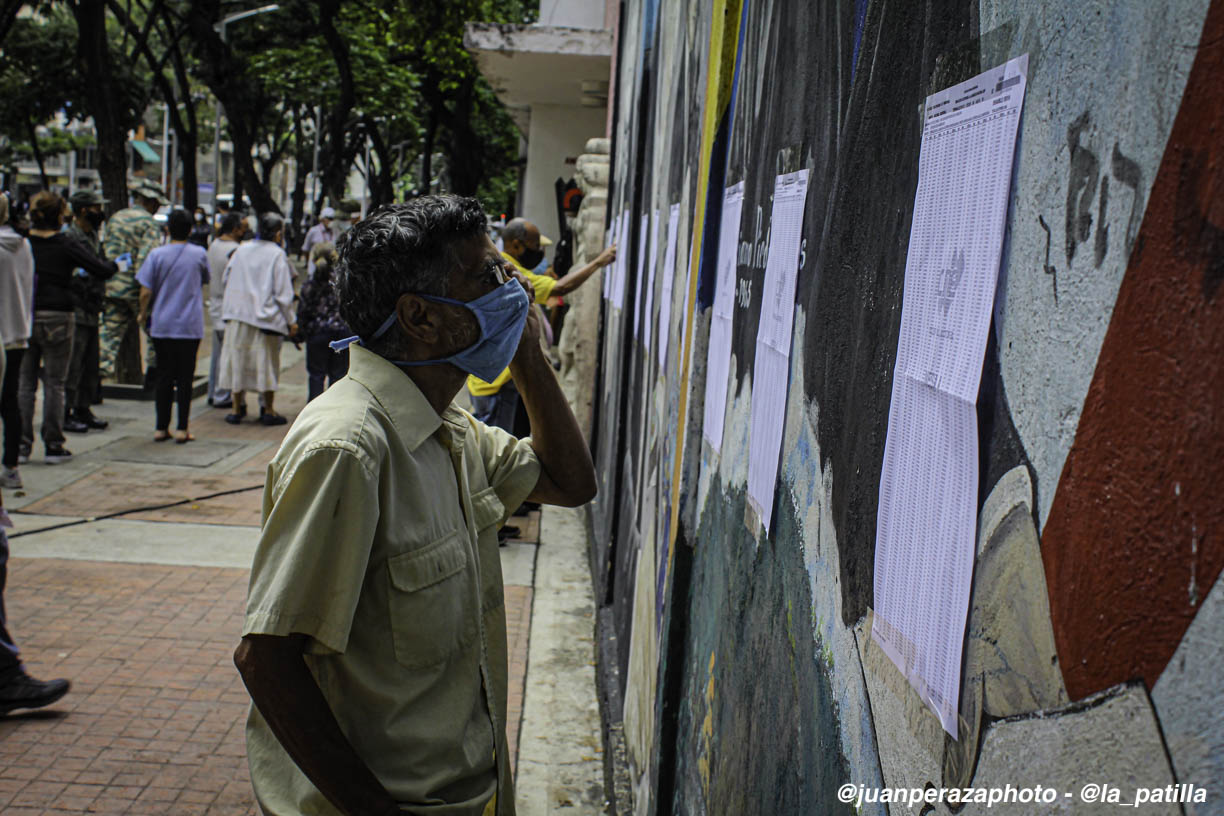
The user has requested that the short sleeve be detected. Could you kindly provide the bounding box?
[135,253,156,290]
[243,443,379,654]
[525,271,556,303]
[471,417,541,524]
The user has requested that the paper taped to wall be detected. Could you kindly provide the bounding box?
[603,217,616,300]
[873,54,1029,737]
[746,170,810,533]
[658,203,681,367]
[612,210,630,310]
[703,182,745,451]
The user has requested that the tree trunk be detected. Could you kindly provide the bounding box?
[420,108,437,194]
[181,1,280,215]
[178,132,198,211]
[318,0,356,206]
[439,81,483,196]
[27,122,48,189]
[74,1,130,217]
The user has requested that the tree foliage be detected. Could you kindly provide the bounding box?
[1,0,538,224]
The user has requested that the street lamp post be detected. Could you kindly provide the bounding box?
[210,3,279,213]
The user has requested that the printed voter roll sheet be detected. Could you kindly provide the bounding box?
[633,212,650,338]
[658,203,682,367]
[746,170,810,533]
[643,209,660,352]
[602,218,616,299]
[872,54,1028,737]
[702,182,745,451]
[611,210,630,310]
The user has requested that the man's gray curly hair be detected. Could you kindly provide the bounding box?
[334,195,488,357]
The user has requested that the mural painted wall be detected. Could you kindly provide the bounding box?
[590,0,1223,814]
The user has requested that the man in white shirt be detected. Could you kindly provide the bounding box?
[217,213,297,426]
[300,206,335,278]
[205,212,246,408]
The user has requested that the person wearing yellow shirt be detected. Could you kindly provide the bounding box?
[467,217,617,433]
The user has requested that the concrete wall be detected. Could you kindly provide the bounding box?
[591,1,1224,814]
[538,0,610,30]
[522,103,610,239]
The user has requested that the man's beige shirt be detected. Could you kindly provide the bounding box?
[243,344,540,815]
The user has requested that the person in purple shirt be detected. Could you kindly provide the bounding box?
[136,209,209,443]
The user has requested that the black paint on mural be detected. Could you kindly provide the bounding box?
[801,0,983,625]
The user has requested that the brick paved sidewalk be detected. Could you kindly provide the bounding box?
[0,559,256,815]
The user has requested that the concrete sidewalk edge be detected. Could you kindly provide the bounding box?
[515,505,606,814]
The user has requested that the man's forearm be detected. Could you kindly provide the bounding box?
[509,344,596,506]
[550,259,602,297]
[235,636,399,816]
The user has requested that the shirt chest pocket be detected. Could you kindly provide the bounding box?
[470,486,505,534]
[386,531,477,669]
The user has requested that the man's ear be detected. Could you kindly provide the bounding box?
[394,293,442,346]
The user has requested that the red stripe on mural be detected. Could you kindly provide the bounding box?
[1042,0,1224,701]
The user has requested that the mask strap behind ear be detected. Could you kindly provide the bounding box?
[328,294,468,352]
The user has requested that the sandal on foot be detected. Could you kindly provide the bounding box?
[174,431,195,444]
[153,431,171,442]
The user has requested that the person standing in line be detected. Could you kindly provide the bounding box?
[188,206,212,248]
[136,209,209,443]
[217,212,297,426]
[300,206,335,278]
[298,241,350,401]
[232,197,597,816]
[101,179,165,384]
[0,194,33,489]
[19,192,117,465]
[467,217,616,435]
[206,212,246,409]
[63,190,111,434]
[0,354,71,713]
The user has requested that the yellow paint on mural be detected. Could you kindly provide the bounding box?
[665,0,745,584]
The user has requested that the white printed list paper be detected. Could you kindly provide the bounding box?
[746,170,810,533]
[872,55,1028,737]
[611,210,630,310]
[602,218,616,300]
[702,182,745,452]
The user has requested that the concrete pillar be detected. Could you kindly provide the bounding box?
[557,137,610,441]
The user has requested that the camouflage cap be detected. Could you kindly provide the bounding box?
[129,178,169,205]
[69,189,107,207]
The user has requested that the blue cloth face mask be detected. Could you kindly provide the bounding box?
[330,278,530,382]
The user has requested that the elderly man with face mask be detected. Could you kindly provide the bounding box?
[233,195,596,816]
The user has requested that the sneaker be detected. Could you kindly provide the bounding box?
[44,447,73,464]
[0,670,71,715]
[79,411,108,431]
[210,398,233,409]
[0,467,20,489]
[63,417,90,434]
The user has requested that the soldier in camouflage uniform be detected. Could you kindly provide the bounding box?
[63,190,110,431]
[101,179,165,384]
